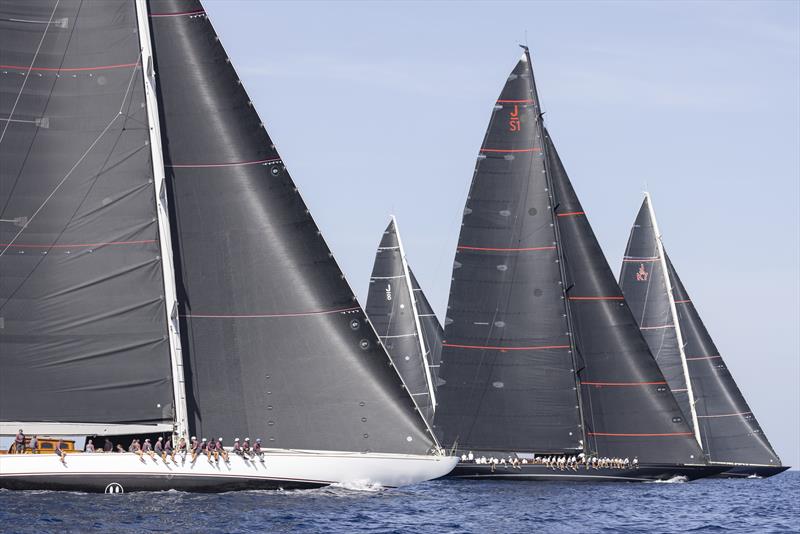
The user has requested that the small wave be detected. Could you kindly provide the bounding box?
[746,474,762,479]
[330,480,385,492]
[647,475,689,484]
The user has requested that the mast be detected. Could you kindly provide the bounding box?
[644,192,701,448]
[393,216,438,411]
[134,0,188,440]
[523,46,588,451]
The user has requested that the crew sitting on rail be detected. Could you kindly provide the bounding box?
[242,437,251,456]
[213,437,229,463]
[55,439,67,464]
[84,439,95,453]
[253,438,264,460]
[14,429,25,454]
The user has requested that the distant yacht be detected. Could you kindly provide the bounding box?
[365,217,445,429]
[0,0,455,492]
[434,48,725,481]
[619,193,788,479]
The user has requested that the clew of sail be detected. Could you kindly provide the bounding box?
[147,0,436,454]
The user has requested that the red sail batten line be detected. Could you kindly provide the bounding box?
[183,306,360,319]
[443,343,570,351]
[622,257,658,263]
[697,411,752,418]
[167,157,281,168]
[587,432,694,437]
[480,148,541,153]
[0,62,139,72]
[568,296,624,301]
[0,239,156,249]
[496,99,534,103]
[582,381,667,386]
[686,355,721,361]
[149,9,206,17]
[557,211,585,217]
[674,299,692,304]
[457,245,556,252]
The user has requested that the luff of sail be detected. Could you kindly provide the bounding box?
[148,0,435,455]
[0,0,174,433]
[436,52,584,453]
[545,130,704,464]
[408,268,445,388]
[620,196,782,467]
[365,218,436,427]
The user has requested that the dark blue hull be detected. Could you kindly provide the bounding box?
[445,462,727,482]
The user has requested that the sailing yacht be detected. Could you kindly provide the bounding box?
[364,217,445,429]
[434,48,725,481]
[619,193,788,478]
[0,0,455,492]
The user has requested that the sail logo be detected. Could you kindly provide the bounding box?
[509,105,521,132]
[635,264,649,281]
[385,283,392,301]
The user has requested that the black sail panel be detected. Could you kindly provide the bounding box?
[665,253,781,465]
[436,54,583,453]
[365,219,434,427]
[545,131,703,464]
[0,0,174,425]
[148,0,433,454]
[619,198,693,428]
[409,268,445,388]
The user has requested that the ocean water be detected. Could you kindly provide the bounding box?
[1,472,797,533]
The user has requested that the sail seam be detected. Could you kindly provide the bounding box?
[0,62,139,72]
[166,157,281,168]
[442,343,569,351]
[457,245,555,252]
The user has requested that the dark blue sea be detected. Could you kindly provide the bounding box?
[1,472,798,533]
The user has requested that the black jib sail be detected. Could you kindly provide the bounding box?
[0,0,175,431]
[148,0,435,454]
[621,195,782,466]
[436,52,584,453]
[365,218,436,427]
[546,132,703,464]
[409,268,445,388]
[616,195,701,446]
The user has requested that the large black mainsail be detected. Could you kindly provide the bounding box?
[148,0,435,454]
[0,0,175,433]
[437,49,706,467]
[436,52,584,453]
[620,195,782,468]
[365,217,437,427]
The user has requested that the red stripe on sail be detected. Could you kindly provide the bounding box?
[1,62,138,72]
[587,432,694,437]
[568,296,624,301]
[557,211,585,217]
[496,99,534,103]
[582,381,667,387]
[457,245,555,252]
[183,306,360,319]
[443,343,570,351]
[480,148,541,153]
[0,240,156,249]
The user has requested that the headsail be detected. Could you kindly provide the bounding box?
[436,52,584,453]
[408,268,445,388]
[148,0,435,454]
[365,217,436,427]
[621,195,782,466]
[0,0,174,432]
[546,131,704,464]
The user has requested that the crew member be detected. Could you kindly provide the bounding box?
[85,439,95,453]
[55,439,67,464]
[14,429,25,454]
[233,438,243,456]
[154,437,164,460]
[103,438,113,452]
[253,438,264,460]
[243,437,251,457]
[30,435,38,454]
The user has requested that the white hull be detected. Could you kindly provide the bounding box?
[0,449,457,493]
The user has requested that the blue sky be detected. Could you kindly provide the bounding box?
[204,1,799,468]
